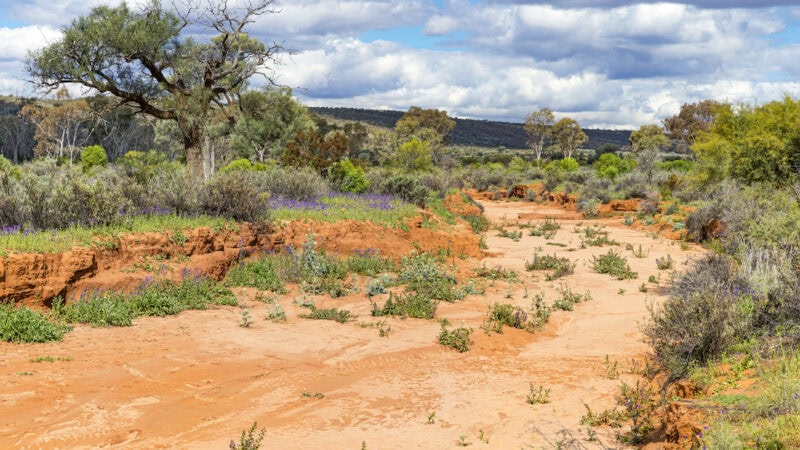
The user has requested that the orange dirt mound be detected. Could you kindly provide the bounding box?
[598,199,641,216]
[3,219,482,309]
[442,193,481,217]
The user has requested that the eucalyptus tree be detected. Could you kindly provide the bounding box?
[27,0,283,181]
[523,108,554,162]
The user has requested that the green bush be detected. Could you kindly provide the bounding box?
[395,138,433,172]
[117,150,169,183]
[372,291,437,319]
[328,159,369,193]
[595,153,634,180]
[592,250,638,280]
[225,258,287,293]
[644,255,754,378]
[220,158,253,173]
[438,324,472,352]
[299,306,353,323]
[0,303,71,343]
[488,303,527,329]
[80,145,108,172]
[378,173,430,207]
[202,171,269,222]
[253,166,330,201]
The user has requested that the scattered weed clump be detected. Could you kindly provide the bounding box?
[551,285,591,311]
[372,292,437,319]
[525,253,576,281]
[526,383,551,404]
[655,254,674,270]
[438,323,472,352]
[229,422,266,450]
[487,303,528,330]
[592,250,638,280]
[474,263,519,281]
[299,306,353,324]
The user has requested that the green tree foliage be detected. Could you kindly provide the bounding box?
[27,0,283,182]
[630,124,669,183]
[395,138,433,172]
[282,129,348,174]
[552,117,588,159]
[80,145,108,172]
[328,159,369,193]
[595,153,634,180]
[117,150,169,183]
[219,158,253,173]
[545,157,579,174]
[395,107,455,165]
[692,97,800,187]
[231,87,312,162]
[524,108,554,161]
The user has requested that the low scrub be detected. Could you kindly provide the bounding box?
[525,253,576,280]
[299,306,353,324]
[372,292,438,319]
[0,304,71,343]
[592,250,638,280]
[54,277,237,328]
[438,323,472,352]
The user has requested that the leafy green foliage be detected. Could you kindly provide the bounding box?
[525,253,576,280]
[299,306,353,324]
[592,250,638,280]
[225,258,287,293]
[53,277,237,328]
[0,304,71,343]
[328,159,369,193]
[372,292,438,319]
[80,145,107,172]
[438,323,472,352]
[595,153,634,180]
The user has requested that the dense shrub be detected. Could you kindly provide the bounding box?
[378,173,430,207]
[203,171,269,222]
[253,166,329,201]
[595,153,634,180]
[328,159,369,193]
[145,164,201,215]
[219,158,253,173]
[80,145,108,172]
[117,150,169,183]
[645,254,754,378]
[0,303,70,343]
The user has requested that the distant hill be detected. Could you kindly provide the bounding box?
[309,107,632,150]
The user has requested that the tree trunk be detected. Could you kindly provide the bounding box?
[183,125,208,183]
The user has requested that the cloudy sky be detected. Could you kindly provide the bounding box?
[1,0,800,128]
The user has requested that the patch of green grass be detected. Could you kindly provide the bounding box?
[224,258,287,293]
[53,277,237,327]
[372,292,438,319]
[487,303,528,329]
[345,252,397,276]
[0,304,71,343]
[271,195,418,227]
[592,250,638,280]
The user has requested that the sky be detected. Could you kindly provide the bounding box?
[1,0,800,128]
